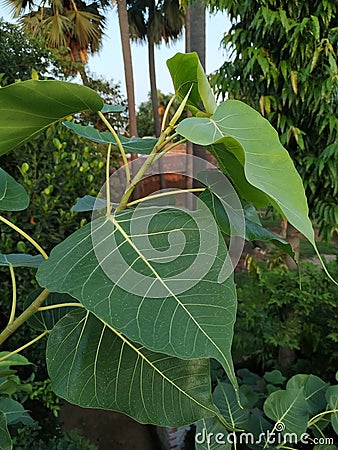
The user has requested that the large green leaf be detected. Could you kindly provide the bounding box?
[47,309,219,427]
[167,52,217,116]
[0,412,11,450]
[63,121,158,154]
[37,207,239,389]
[0,80,103,156]
[286,374,328,415]
[0,253,44,268]
[0,168,29,211]
[263,388,309,439]
[177,100,316,247]
[326,385,338,435]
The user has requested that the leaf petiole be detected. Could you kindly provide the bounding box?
[0,330,48,363]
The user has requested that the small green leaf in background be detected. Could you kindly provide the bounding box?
[0,411,11,450]
[71,195,107,212]
[263,388,309,439]
[0,397,33,426]
[264,370,286,386]
[101,104,125,113]
[0,254,44,268]
[0,353,31,371]
[0,168,29,211]
[286,374,328,415]
[63,121,158,154]
[47,309,219,427]
[167,52,217,116]
[24,289,79,332]
[0,80,103,156]
[326,385,338,435]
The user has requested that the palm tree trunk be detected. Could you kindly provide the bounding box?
[116,0,138,137]
[148,0,165,189]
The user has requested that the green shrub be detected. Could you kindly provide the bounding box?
[234,260,338,380]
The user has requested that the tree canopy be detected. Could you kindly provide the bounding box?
[211,0,338,239]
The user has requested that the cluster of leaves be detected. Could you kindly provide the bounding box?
[196,366,338,450]
[210,0,338,240]
[233,260,338,381]
[0,20,65,85]
[0,52,337,450]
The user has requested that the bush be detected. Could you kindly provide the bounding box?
[234,260,338,381]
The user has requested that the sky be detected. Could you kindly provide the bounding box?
[0,6,231,107]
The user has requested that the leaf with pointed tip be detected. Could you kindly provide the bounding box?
[37,207,239,390]
[63,122,158,154]
[326,385,338,435]
[177,100,331,274]
[263,388,309,438]
[47,309,219,426]
[0,168,29,211]
[199,190,294,257]
[101,104,125,113]
[286,374,328,415]
[167,52,217,116]
[0,253,44,268]
[0,412,11,450]
[0,80,103,156]
[24,289,79,332]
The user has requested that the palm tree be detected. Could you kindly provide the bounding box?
[128,0,184,137]
[5,0,107,85]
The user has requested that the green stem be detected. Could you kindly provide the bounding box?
[0,215,48,259]
[0,330,48,362]
[7,265,16,326]
[0,288,50,346]
[152,138,187,164]
[308,409,338,427]
[98,111,130,184]
[106,142,112,216]
[127,188,205,207]
[116,124,177,212]
[37,303,83,311]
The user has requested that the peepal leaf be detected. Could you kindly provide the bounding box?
[167,52,217,116]
[0,168,29,211]
[213,382,249,429]
[47,309,219,426]
[0,253,44,268]
[195,417,229,450]
[286,374,328,415]
[0,412,11,450]
[263,388,309,438]
[63,121,158,154]
[177,100,334,278]
[0,80,103,156]
[71,195,108,212]
[101,104,125,113]
[37,207,239,390]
